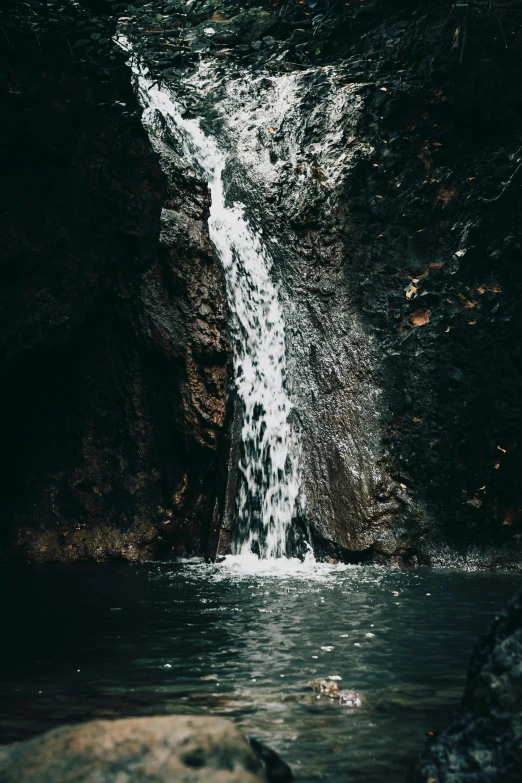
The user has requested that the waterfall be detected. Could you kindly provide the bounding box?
[132,70,302,559]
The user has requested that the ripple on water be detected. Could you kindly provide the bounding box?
[0,562,520,783]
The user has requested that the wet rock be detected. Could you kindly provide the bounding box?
[410,587,522,782]
[307,680,366,707]
[0,715,267,783]
[221,9,277,44]
[4,1,522,566]
[177,0,522,567]
[0,11,230,562]
[189,8,276,53]
[191,61,417,562]
[249,738,293,783]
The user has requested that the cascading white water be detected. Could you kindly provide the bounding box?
[132,67,302,559]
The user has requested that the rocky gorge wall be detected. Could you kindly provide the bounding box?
[1,0,521,567]
[0,2,230,563]
[326,0,522,567]
[125,0,522,567]
[181,62,416,561]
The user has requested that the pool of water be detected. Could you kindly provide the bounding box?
[1,559,520,781]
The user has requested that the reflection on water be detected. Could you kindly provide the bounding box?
[0,561,519,782]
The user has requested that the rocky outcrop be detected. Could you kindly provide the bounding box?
[2,0,521,566]
[0,4,230,562]
[410,586,522,782]
[124,0,522,566]
[209,66,417,561]
[0,715,269,783]
[325,1,522,567]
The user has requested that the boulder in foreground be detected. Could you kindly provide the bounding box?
[0,715,272,783]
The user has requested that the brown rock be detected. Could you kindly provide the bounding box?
[0,715,266,783]
[307,680,366,707]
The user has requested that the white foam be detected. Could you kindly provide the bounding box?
[213,550,358,580]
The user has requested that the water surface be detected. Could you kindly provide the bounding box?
[1,561,519,782]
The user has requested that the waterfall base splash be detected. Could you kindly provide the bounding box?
[218,543,319,575]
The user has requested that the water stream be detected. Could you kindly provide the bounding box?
[134,67,301,559]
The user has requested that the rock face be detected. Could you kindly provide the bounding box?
[0,715,266,783]
[2,0,522,565]
[410,586,522,783]
[324,1,522,566]
[0,8,230,562]
[196,65,416,561]
[129,0,522,566]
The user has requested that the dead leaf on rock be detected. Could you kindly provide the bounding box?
[405,283,418,299]
[411,308,431,327]
[438,184,458,203]
[268,126,275,134]
[458,293,477,309]
[413,262,443,281]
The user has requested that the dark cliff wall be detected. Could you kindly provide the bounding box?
[327,0,522,565]
[179,0,522,566]
[0,6,230,562]
[129,0,522,566]
[410,585,522,782]
[2,0,521,566]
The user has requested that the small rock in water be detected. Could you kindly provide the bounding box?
[307,680,366,708]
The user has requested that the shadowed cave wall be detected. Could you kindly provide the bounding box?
[0,8,231,562]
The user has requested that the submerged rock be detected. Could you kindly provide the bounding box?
[0,715,271,783]
[410,587,522,782]
[307,680,366,707]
